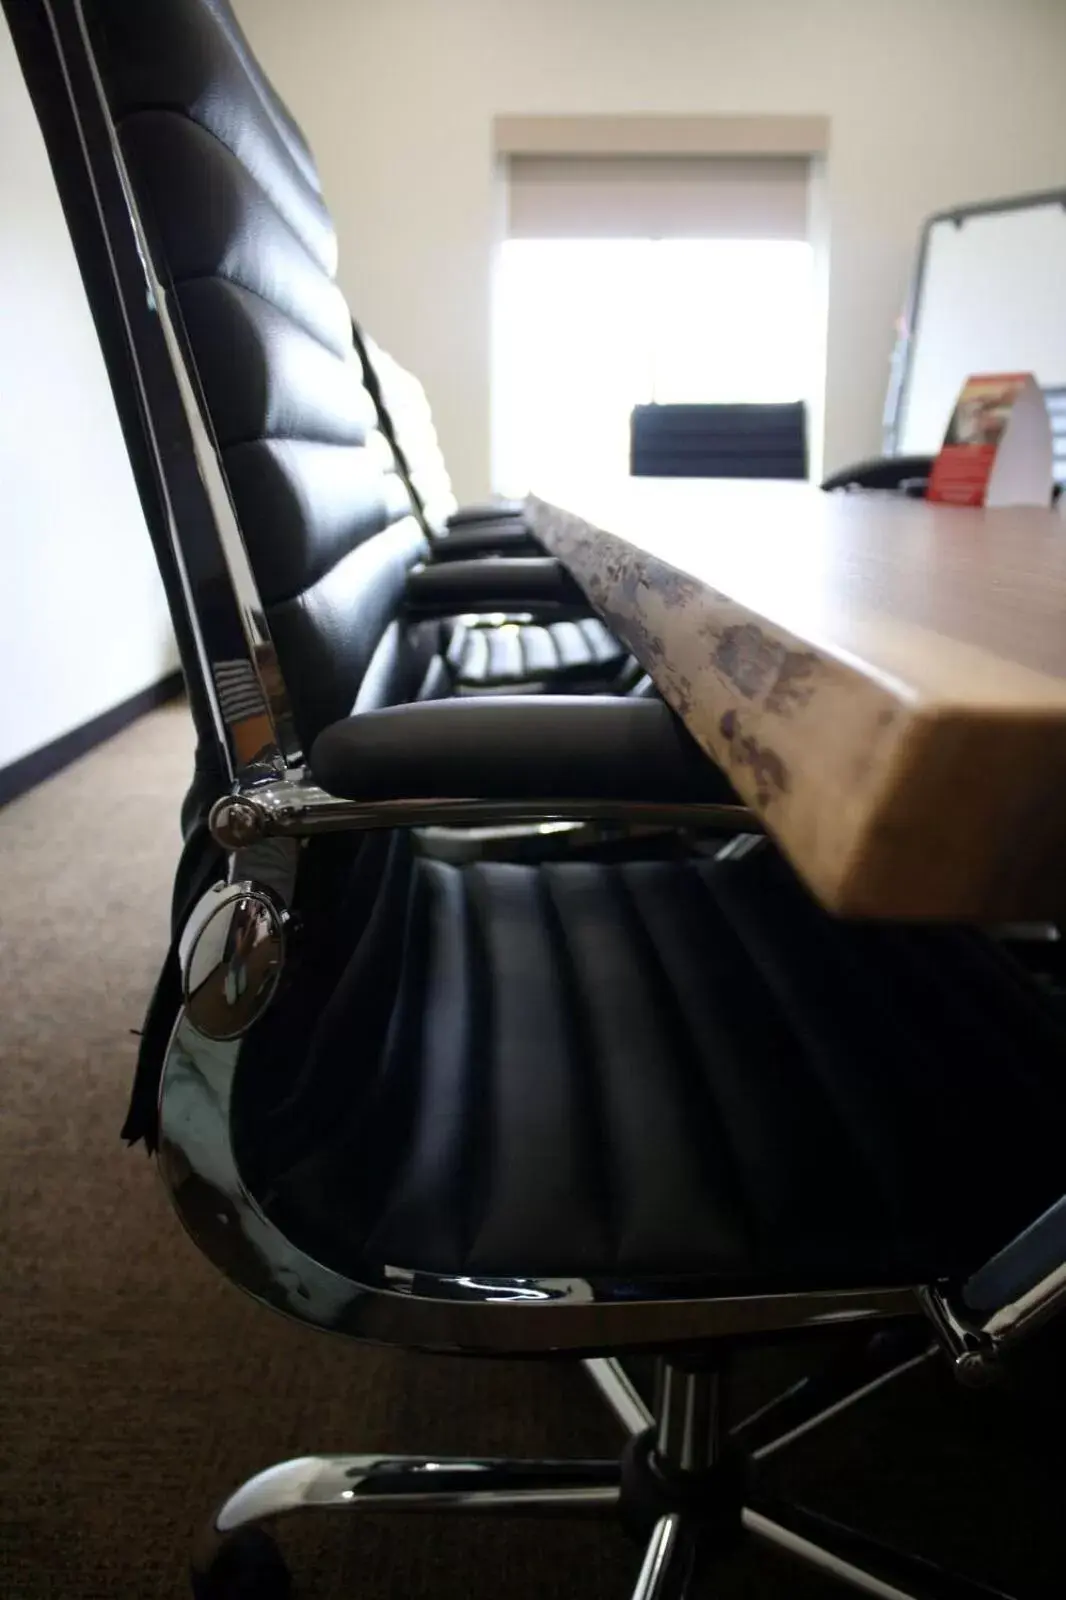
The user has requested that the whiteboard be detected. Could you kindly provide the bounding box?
[895,195,1066,455]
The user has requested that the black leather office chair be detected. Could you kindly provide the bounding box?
[832,389,1066,504]
[352,322,539,557]
[822,450,1062,505]
[630,402,808,481]
[352,324,642,693]
[14,4,1066,1598]
[821,454,934,496]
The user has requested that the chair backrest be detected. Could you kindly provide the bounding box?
[820,453,933,495]
[630,401,808,480]
[13,0,430,775]
[352,324,459,536]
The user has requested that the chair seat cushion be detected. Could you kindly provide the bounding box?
[234,840,1066,1294]
[448,618,627,689]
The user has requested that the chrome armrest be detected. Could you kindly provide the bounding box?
[187,773,754,1042]
[209,771,755,849]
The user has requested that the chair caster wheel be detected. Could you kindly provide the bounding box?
[190,1527,293,1599]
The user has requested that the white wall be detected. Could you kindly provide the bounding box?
[0,18,176,773]
[236,0,1066,497]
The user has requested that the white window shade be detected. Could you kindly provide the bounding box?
[506,156,810,241]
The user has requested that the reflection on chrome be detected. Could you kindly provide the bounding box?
[179,881,288,1041]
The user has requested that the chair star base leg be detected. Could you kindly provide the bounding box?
[733,1326,935,1460]
[742,1498,1016,1600]
[191,1454,621,1589]
[630,1514,704,1600]
[584,1356,654,1435]
[190,1360,1022,1600]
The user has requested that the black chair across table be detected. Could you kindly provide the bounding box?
[629,401,809,482]
[11,2,1066,1597]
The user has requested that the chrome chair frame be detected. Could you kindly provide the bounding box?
[10,1,1066,1594]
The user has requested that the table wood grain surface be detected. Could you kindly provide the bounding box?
[527,480,1066,920]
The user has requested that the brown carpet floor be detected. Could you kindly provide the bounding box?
[1,702,1064,1599]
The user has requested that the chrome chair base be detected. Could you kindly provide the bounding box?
[190,1342,1015,1600]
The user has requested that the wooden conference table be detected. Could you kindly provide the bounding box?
[526,479,1066,922]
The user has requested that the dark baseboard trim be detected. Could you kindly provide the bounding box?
[0,669,184,810]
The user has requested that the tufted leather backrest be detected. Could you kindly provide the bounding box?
[353,327,460,537]
[85,0,430,747]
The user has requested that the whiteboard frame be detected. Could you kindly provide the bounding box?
[883,186,1066,455]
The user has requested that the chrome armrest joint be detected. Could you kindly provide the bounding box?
[916,1285,1000,1388]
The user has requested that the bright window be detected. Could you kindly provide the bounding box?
[493,237,814,495]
